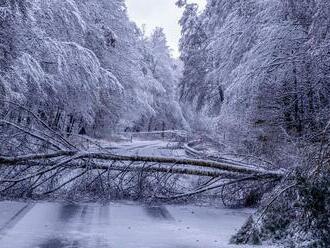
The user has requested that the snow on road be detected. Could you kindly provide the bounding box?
[111,139,187,158]
[0,201,277,248]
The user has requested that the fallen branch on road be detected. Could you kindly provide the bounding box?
[0,105,284,200]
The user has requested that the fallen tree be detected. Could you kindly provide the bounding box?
[0,151,284,178]
[0,137,282,200]
[0,101,283,201]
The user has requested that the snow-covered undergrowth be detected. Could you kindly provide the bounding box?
[231,169,330,248]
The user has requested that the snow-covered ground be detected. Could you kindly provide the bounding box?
[0,201,278,248]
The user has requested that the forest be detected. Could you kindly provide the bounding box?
[0,0,329,247]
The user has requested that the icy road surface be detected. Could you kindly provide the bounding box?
[0,201,278,248]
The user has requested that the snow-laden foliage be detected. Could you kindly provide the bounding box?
[178,0,330,161]
[139,28,189,131]
[0,0,186,136]
[75,0,187,132]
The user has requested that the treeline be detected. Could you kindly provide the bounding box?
[0,0,187,137]
[177,0,330,162]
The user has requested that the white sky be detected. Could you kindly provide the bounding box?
[125,0,206,58]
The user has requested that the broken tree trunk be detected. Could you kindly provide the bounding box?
[0,151,284,179]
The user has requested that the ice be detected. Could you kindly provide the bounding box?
[0,202,30,231]
[0,201,279,248]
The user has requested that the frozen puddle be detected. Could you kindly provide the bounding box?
[0,201,275,248]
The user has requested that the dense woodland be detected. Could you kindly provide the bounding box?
[178,0,330,160]
[0,0,187,136]
[0,0,329,247]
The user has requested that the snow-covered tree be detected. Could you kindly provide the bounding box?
[139,27,188,131]
[0,0,186,136]
[178,0,330,160]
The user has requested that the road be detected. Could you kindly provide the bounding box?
[0,201,265,248]
[109,139,187,158]
[0,139,278,248]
